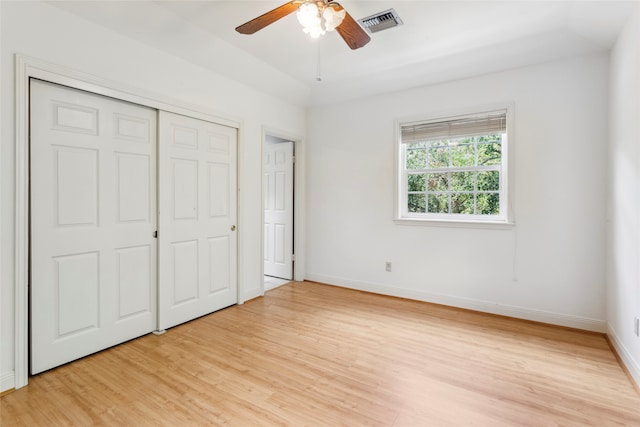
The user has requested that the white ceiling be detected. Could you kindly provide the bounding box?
[50,0,638,107]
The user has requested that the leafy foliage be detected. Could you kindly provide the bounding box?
[408,194,426,213]
[405,134,502,216]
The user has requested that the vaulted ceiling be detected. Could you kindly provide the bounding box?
[51,1,637,107]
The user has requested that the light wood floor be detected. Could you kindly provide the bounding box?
[2,281,640,426]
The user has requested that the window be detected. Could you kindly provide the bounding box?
[396,107,512,225]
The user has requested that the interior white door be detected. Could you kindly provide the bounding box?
[158,111,238,330]
[263,141,294,280]
[30,79,157,374]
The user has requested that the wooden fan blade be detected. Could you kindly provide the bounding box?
[236,2,301,35]
[332,5,371,50]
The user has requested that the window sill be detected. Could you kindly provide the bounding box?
[393,217,515,229]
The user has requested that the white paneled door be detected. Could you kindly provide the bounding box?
[158,111,238,330]
[30,80,157,374]
[264,141,294,280]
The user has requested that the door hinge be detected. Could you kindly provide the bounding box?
[153,230,158,238]
[291,254,296,262]
[292,156,295,164]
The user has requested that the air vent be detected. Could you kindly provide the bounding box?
[358,9,403,34]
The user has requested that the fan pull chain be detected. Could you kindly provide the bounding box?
[316,41,322,82]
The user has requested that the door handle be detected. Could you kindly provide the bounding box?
[231,225,236,231]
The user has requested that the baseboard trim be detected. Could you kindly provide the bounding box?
[305,273,606,333]
[264,282,287,292]
[243,288,263,304]
[1,371,15,394]
[606,323,640,390]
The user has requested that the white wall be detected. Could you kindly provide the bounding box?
[0,1,306,391]
[306,54,609,331]
[607,6,640,386]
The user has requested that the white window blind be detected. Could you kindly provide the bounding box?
[401,110,507,143]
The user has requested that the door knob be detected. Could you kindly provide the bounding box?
[231,225,236,231]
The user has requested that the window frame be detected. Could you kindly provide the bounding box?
[394,103,515,228]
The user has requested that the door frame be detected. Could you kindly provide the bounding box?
[14,54,242,389]
[261,127,306,287]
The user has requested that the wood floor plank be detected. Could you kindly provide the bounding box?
[2,281,640,426]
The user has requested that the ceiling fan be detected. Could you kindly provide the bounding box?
[236,0,371,50]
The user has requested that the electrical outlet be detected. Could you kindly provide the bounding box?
[635,318,639,337]
[385,261,392,272]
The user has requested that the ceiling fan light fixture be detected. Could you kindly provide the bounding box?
[323,5,346,32]
[297,3,325,38]
[296,1,345,38]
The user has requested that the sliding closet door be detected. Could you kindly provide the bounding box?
[30,79,157,374]
[158,111,238,330]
